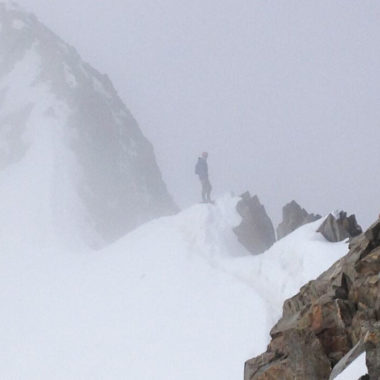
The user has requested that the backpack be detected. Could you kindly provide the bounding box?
[195,160,201,175]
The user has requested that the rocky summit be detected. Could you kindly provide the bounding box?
[245,218,380,379]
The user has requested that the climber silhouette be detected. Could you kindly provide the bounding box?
[195,152,212,203]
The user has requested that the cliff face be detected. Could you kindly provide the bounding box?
[0,3,177,247]
[245,219,380,379]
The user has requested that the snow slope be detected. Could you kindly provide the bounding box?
[0,195,349,379]
[335,353,367,380]
[0,3,362,379]
[0,2,176,249]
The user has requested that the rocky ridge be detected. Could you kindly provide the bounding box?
[244,218,380,379]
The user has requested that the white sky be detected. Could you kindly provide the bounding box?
[14,0,380,227]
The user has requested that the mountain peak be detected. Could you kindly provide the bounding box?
[0,4,177,248]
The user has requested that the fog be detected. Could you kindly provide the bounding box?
[15,0,380,227]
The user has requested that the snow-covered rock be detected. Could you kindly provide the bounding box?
[0,2,177,248]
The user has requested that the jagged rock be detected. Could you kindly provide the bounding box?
[245,219,380,380]
[245,329,332,380]
[277,200,321,240]
[233,192,275,255]
[329,338,365,379]
[317,211,362,242]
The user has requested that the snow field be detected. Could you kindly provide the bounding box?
[0,6,364,378]
[0,195,351,379]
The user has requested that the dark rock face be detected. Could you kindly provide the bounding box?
[277,200,321,240]
[233,192,275,255]
[317,211,362,242]
[245,219,380,380]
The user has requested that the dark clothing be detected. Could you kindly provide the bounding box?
[195,157,212,202]
[201,178,212,203]
[195,157,208,180]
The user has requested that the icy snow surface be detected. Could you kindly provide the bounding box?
[0,44,90,250]
[335,353,367,380]
[0,195,348,379]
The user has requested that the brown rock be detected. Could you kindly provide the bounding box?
[365,323,380,379]
[355,247,380,275]
[246,330,331,380]
[329,338,366,379]
[244,219,380,379]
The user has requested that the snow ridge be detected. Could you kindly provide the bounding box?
[0,193,349,379]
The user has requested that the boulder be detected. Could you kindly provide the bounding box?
[277,200,321,240]
[317,211,362,242]
[245,219,380,379]
[233,192,275,255]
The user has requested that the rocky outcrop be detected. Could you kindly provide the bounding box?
[277,200,321,240]
[233,192,275,255]
[317,211,362,242]
[245,218,380,379]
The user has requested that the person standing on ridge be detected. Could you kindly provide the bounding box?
[195,152,212,203]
